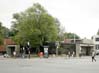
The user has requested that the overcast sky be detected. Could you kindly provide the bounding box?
[0,0,99,39]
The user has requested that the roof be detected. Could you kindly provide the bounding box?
[64,39,82,44]
[64,39,71,43]
[4,38,16,45]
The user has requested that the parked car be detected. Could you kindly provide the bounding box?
[96,50,99,55]
[3,54,10,58]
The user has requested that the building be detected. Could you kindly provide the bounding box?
[92,35,99,54]
[76,39,94,57]
[0,38,19,56]
[0,45,5,54]
[61,38,94,57]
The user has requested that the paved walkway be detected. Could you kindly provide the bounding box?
[0,56,99,73]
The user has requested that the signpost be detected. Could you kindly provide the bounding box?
[56,41,59,56]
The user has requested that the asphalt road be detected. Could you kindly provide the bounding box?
[0,56,99,73]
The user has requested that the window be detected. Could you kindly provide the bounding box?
[95,45,99,49]
[95,38,99,41]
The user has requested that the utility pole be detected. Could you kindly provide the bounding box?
[74,34,76,43]
[56,41,59,56]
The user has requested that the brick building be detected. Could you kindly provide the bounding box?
[0,38,19,56]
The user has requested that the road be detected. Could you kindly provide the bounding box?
[0,56,99,73]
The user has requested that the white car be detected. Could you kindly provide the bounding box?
[96,50,99,55]
[3,54,10,58]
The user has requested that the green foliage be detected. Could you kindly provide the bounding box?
[11,3,59,47]
[1,27,10,38]
[0,22,12,45]
[0,22,3,45]
[64,32,80,39]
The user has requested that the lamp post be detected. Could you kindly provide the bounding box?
[56,41,59,56]
[74,33,76,43]
[27,41,30,59]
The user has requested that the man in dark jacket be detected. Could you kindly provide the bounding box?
[92,51,96,62]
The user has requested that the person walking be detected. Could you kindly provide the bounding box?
[92,51,96,62]
[68,51,71,58]
[13,51,16,58]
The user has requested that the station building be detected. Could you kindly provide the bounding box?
[61,38,94,57]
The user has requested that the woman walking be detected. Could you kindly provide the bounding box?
[92,51,96,62]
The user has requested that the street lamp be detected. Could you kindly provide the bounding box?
[27,41,30,59]
[73,33,76,43]
[56,41,59,56]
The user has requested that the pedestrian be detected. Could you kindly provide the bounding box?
[13,51,16,58]
[72,51,75,57]
[92,51,96,62]
[22,47,25,58]
[68,51,71,58]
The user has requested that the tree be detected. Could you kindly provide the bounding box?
[0,22,3,45]
[0,22,5,45]
[1,27,10,38]
[0,22,11,45]
[64,32,80,39]
[58,26,65,41]
[11,3,59,47]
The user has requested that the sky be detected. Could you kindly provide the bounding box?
[0,0,99,39]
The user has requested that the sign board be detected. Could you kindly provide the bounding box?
[44,46,48,53]
[44,46,49,58]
